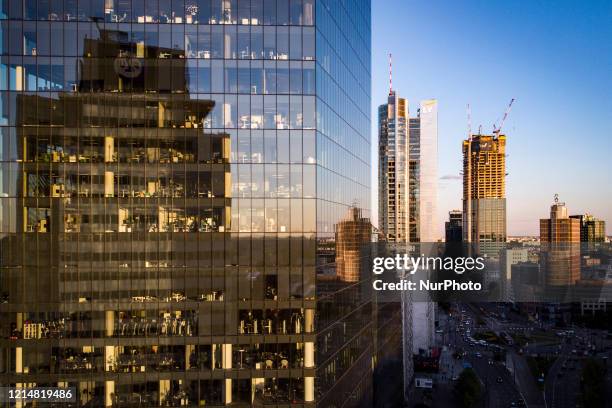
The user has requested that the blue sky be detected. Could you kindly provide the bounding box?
[370,0,612,236]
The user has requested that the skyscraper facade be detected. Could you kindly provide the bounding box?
[569,214,606,243]
[378,91,408,243]
[540,197,581,286]
[334,207,372,283]
[462,134,507,256]
[379,93,438,400]
[500,248,529,300]
[409,99,437,243]
[0,0,376,406]
[377,90,415,403]
[406,101,437,356]
[445,210,463,242]
[380,95,437,244]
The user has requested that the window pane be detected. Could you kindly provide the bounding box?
[264,95,275,128]
[303,27,314,60]
[224,25,236,59]
[289,26,301,60]
[277,26,288,59]
[237,26,249,59]
[224,60,237,92]
[303,0,314,25]
[250,61,263,94]
[277,61,288,94]
[263,26,275,59]
[263,61,276,94]
[289,61,301,94]
[198,25,211,58]
[276,0,289,25]
[197,60,211,92]
[211,59,223,92]
[238,60,250,93]
[224,94,237,127]
[290,0,302,25]
[211,26,223,58]
[289,96,302,129]
[263,0,276,25]
[250,26,262,59]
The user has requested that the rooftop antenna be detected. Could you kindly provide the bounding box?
[388,53,393,95]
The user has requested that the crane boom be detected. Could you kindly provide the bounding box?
[493,98,515,136]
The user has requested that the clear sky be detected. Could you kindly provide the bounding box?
[371,0,612,237]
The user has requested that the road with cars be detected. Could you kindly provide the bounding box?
[434,304,526,408]
[426,302,612,408]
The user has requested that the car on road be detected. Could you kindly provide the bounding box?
[475,352,482,358]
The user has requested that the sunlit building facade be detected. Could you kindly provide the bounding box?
[540,198,581,286]
[462,134,507,257]
[378,92,440,403]
[569,214,606,243]
[407,99,437,243]
[334,207,372,283]
[380,96,437,244]
[378,91,408,243]
[0,0,378,406]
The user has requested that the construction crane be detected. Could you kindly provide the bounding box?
[493,98,515,136]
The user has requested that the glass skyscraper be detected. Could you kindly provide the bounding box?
[407,99,437,243]
[378,91,408,243]
[0,0,385,406]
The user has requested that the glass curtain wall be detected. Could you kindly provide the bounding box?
[0,0,377,406]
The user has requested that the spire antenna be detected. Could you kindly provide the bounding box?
[388,53,392,95]
[467,103,472,141]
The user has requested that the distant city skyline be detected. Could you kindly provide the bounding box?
[371,0,612,236]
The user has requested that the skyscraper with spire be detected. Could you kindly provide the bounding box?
[540,196,581,286]
[378,55,439,400]
[379,58,438,243]
[379,88,409,242]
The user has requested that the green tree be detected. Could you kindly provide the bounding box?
[453,368,481,408]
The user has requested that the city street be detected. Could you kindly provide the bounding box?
[425,302,612,408]
[431,304,525,408]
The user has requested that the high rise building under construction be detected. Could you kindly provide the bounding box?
[462,134,507,256]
